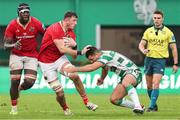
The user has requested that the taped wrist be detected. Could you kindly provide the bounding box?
[49,80,63,92]
[72,45,77,50]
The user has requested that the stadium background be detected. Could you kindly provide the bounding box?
[0,1,180,119]
[0,0,180,94]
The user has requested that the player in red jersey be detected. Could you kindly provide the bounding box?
[38,11,98,115]
[3,3,45,115]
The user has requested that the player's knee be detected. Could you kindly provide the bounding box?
[153,82,160,89]
[147,86,152,90]
[153,85,159,89]
[56,90,64,98]
[110,96,118,105]
[69,73,79,81]
[20,79,35,90]
[11,75,21,81]
[110,97,124,106]
[49,80,63,93]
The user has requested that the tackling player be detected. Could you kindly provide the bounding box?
[64,46,145,115]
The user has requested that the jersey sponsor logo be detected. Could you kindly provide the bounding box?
[29,27,35,32]
[16,35,35,39]
[149,38,164,46]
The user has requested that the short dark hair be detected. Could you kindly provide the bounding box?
[18,3,30,11]
[85,46,98,58]
[64,11,78,19]
[153,10,164,18]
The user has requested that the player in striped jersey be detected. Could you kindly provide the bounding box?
[64,46,145,114]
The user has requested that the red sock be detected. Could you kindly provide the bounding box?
[11,100,17,106]
[81,94,89,105]
[62,104,69,110]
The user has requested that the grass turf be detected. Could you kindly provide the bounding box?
[0,94,180,120]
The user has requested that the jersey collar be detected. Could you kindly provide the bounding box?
[17,16,31,29]
[153,24,164,31]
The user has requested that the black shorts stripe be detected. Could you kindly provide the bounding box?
[24,69,37,75]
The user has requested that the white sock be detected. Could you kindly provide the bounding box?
[11,105,17,111]
[120,98,135,109]
[127,87,141,109]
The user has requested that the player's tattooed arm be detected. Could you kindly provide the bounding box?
[4,37,21,50]
[97,67,108,86]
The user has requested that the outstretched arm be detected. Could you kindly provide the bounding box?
[64,61,104,73]
[77,62,104,72]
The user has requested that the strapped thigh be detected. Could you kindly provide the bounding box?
[10,69,23,80]
[24,69,37,80]
[19,69,37,90]
[48,79,63,92]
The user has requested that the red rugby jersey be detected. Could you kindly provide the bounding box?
[38,21,76,63]
[4,16,45,58]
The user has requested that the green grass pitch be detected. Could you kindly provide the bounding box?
[0,94,180,120]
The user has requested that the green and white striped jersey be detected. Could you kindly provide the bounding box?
[97,50,142,82]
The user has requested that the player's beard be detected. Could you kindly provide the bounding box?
[19,16,30,25]
[154,22,162,28]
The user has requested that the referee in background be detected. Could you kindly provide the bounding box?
[138,10,178,112]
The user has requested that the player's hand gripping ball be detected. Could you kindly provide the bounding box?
[63,37,77,48]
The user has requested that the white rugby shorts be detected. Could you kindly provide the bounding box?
[9,54,38,71]
[39,55,72,82]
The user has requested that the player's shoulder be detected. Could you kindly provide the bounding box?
[101,50,110,55]
[163,26,173,33]
[145,26,154,32]
[101,50,114,58]
[45,22,61,34]
[6,18,17,29]
[31,16,43,24]
[46,22,58,28]
[8,18,17,25]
